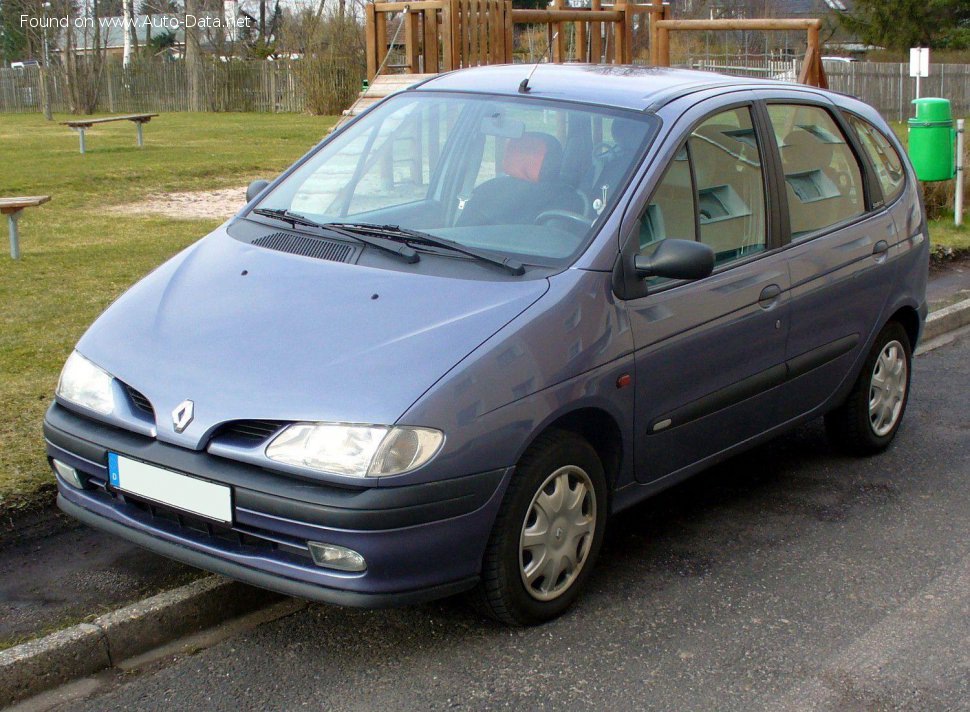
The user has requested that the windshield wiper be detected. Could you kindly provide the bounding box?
[324,222,526,276]
[252,209,419,264]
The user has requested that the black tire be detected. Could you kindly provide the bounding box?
[825,321,912,456]
[470,430,608,626]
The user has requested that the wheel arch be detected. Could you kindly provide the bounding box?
[888,304,921,351]
[519,407,624,496]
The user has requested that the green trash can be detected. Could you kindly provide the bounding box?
[908,98,956,182]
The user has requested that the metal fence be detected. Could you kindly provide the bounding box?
[0,60,364,115]
[1,59,968,120]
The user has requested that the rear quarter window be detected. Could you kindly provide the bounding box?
[846,115,907,205]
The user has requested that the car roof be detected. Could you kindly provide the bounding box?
[414,64,815,112]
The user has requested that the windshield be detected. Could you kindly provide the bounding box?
[251,92,658,267]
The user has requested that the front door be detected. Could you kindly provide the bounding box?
[624,102,791,483]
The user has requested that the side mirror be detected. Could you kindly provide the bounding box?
[246,179,270,203]
[634,239,714,281]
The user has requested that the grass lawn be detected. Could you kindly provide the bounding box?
[928,220,970,252]
[0,112,335,512]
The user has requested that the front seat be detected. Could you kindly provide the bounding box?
[458,132,581,226]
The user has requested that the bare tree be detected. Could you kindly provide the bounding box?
[61,0,108,113]
[184,0,202,109]
[123,0,138,66]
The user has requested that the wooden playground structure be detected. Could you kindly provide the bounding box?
[362,0,827,84]
[344,0,827,123]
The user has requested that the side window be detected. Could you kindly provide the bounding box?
[847,115,906,205]
[766,104,865,239]
[638,146,695,251]
[638,106,767,269]
[689,108,767,262]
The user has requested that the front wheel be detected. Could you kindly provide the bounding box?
[470,430,608,625]
[825,321,912,455]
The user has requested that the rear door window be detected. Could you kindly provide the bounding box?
[765,104,865,240]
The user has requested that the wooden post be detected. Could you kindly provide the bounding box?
[613,2,626,64]
[441,0,455,70]
[478,0,489,66]
[405,7,421,73]
[576,13,587,62]
[423,8,440,73]
[657,25,669,67]
[460,0,471,67]
[622,1,634,63]
[649,0,662,66]
[375,9,388,75]
[551,0,563,63]
[504,0,513,63]
[493,0,502,64]
[590,0,602,63]
[366,3,378,81]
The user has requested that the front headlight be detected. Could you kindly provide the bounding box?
[265,423,443,478]
[56,351,115,415]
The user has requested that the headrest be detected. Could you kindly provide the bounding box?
[502,132,562,183]
[610,119,643,151]
[782,129,834,173]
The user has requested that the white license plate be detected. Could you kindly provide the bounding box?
[107,453,232,523]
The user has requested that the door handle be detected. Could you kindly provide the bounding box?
[758,284,782,308]
[873,240,889,260]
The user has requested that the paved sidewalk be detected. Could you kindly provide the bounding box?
[0,508,199,648]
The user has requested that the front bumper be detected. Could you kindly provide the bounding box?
[45,403,510,606]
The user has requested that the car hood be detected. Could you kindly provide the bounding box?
[76,228,549,449]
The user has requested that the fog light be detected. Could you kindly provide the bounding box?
[52,459,84,489]
[307,541,366,572]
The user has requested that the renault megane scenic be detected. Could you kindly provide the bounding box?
[46,65,928,625]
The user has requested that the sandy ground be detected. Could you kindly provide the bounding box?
[112,186,248,221]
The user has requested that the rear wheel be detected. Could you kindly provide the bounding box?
[471,430,608,625]
[825,322,912,455]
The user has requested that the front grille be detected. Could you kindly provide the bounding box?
[216,419,288,445]
[253,232,355,263]
[123,384,154,417]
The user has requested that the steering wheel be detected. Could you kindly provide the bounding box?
[535,210,592,229]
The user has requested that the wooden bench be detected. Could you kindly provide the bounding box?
[61,113,159,154]
[1,196,51,259]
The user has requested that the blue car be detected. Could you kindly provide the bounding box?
[46,65,927,625]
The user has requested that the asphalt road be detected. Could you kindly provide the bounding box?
[48,334,970,711]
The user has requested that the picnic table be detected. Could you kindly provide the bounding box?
[61,113,159,154]
[1,196,51,259]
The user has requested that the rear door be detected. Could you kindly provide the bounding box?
[622,98,792,483]
[757,93,898,418]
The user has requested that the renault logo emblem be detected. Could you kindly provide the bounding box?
[172,400,194,433]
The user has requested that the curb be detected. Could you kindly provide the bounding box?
[924,297,970,342]
[0,576,281,707]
